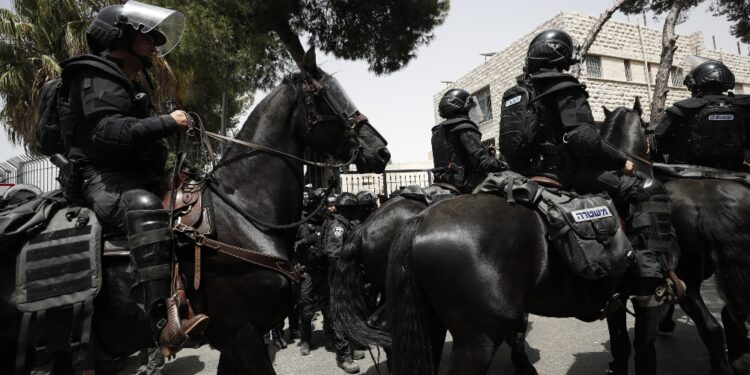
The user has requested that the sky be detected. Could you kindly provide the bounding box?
[1,0,747,163]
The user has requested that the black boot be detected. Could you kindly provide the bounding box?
[127,210,208,356]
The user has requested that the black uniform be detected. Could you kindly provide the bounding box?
[517,70,670,284]
[58,54,178,331]
[320,213,355,360]
[294,222,326,345]
[655,93,750,171]
[431,116,505,192]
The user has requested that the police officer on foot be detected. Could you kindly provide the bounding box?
[500,29,683,307]
[321,193,364,373]
[58,1,207,355]
[654,61,750,171]
[431,89,509,193]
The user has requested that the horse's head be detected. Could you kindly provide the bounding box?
[295,48,391,173]
[601,97,653,174]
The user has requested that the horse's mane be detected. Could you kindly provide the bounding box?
[600,106,647,158]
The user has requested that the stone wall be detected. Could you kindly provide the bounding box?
[434,11,750,143]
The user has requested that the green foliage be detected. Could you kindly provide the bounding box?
[620,0,701,15]
[0,0,448,150]
[711,0,750,44]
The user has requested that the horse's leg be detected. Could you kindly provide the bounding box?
[632,304,666,375]
[443,334,501,375]
[722,304,750,364]
[505,314,537,375]
[606,307,631,375]
[678,289,733,375]
[658,303,676,334]
[217,323,276,375]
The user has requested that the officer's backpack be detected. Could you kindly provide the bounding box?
[685,96,747,166]
[35,55,133,156]
[499,80,541,171]
[35,78,66,156]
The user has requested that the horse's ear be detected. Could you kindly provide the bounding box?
[302,47,319,78]
[633,96,643,116]
[602,106,612,118]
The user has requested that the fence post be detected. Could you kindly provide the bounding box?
[382,171,388,196]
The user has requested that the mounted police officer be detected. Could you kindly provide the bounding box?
[57,1,207,354]
[500,29,682,306]
[431,89,509,193]
[655,61,750,171]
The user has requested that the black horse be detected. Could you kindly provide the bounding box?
[359,103,675,375]
[0,47,390,374]
[606,107,750,374]
[331,195,538,374]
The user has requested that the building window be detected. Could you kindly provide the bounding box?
[473,86,492,123]
[585,55,602,78]
[670,67,684,86]
[624,60,632,81]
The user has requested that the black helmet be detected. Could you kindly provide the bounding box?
[87,1,185,56]
[325,195,337,206]
[334,192,359,208]
[526,29,578,73]
[356,190,378,206]
[439,89,474,118]
[683,61,735,95]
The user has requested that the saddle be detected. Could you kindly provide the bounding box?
[392,183,458,205]
[474,171,632,280]
[653,162,750,188]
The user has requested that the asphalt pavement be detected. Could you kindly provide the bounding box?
[34,278,725,374]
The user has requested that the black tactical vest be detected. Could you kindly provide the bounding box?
[670,94,749,169]
[431,118,479,170]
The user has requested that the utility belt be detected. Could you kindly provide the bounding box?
[531,142,571,174]
[431,162,466,189]
[50,153,87,203]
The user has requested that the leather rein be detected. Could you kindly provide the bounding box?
[172,74,367,286]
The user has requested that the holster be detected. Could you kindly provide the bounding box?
[51,154,85,203]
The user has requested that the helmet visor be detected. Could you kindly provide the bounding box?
[123,0,185,56]
[467,96,485,124]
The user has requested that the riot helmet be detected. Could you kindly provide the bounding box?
[87,1,185,57]
[356,190,378,207]
[439,89,474,119]
[683,61,735,96]
[334,192,359,220]
[525,29,579,74]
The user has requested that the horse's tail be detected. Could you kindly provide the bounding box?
[330,225,391,347]
[387,214,439,375]
[698,205,750,314]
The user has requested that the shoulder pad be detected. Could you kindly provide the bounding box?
[530,71,578,83]
[664,105,684,117]
[441,118,479,133]
[673,97,708,110]
[60,54,132,92]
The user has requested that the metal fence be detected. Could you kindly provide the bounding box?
[0,155,59,192]
[341,169,433,196]
[0,153,433,199]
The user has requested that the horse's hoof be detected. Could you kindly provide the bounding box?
[658,319,676,334]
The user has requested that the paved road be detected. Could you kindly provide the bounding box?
[98,278,726,375]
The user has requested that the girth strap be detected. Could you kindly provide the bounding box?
[175,224,300,285]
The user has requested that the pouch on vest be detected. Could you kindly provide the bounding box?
[499,83,541,171]
[690,98,746,166]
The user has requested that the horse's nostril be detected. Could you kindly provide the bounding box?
[377,148,391,163]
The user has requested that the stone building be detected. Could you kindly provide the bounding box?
[433,11,750,146]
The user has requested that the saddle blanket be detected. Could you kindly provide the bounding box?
[392,184,457,205]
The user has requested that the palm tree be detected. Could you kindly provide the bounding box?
[0,0,179,153]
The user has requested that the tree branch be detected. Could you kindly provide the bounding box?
[650,0,685,125]
[580,0,629,60]
[273,18,305,67]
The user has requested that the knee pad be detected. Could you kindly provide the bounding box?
[123,190,163,212]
